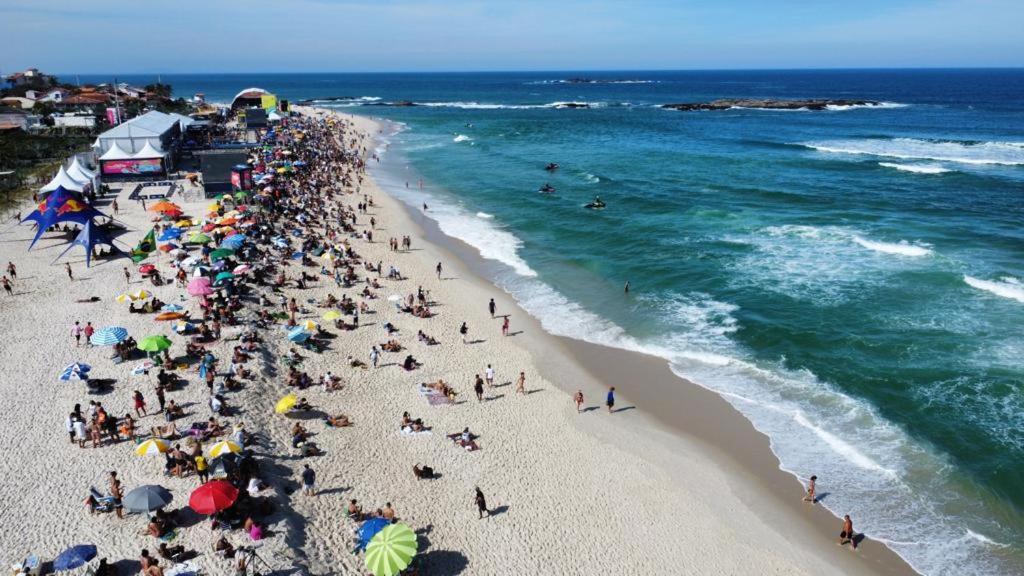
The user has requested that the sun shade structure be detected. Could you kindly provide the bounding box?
[188,480,238,514]
[365,523,418,576]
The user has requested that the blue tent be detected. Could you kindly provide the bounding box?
[22,189,109,250]
[55,220,122,267]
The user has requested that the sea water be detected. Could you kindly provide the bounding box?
[96,70,1024,575]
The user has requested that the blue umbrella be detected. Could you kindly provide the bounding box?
[158,228,183,241]
[356,518,390,552]
[161,303,184,312]
[90,326,127,346]
[53,544,96,571]
[220,236,244,250]
[60,363,92,381]
[287,327,310,343]
[291,251,305,260]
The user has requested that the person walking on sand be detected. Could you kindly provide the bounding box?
[515,371,526,395]
[460,322,469,344]
[838,514,857,549]
[436,262,443,279]
[803,475,818,504]
[195,454,209,484]
[574,390,584,413]
[488,298,496,318]
[109,471,124,519]
[112,199,119,215]
[84,322,95,347]
[370,345,380,368]
[474,374,484,402]
[133,390,147,417]
[124,267,131,284]
[71,321,82,346]
[502,316,510,337]
[301,464,316,496]
[2,276,12,296]
[485,364,494,387]
[65,262,73,280]
[6,261,16,280]
[475,487,489,519]
[606,386,616,413]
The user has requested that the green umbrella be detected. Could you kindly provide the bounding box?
[137,335,172,353]
[365,523,417,576]
[215,271,235,283]
[234,191,249,199]
[187,233,211,245]
[209,248,235,261]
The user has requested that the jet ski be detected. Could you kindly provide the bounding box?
[544,162,559,172]
[584,196,606,209]
[538,183,556,194]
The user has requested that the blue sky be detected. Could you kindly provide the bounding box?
[1,0,1022,74]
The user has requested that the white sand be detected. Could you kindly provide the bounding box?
[0,107,908,576]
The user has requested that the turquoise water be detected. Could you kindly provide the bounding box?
[95,71,1024,574]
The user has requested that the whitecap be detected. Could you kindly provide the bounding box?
[804,137,1024,166]
[964,276,1024,303]
[853,236,933,257]
[453,134,472,143]
[879,162,952,174]
[476,212,494,219]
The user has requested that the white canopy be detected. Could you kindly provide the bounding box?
[133,140,166,159]
[67,156,97,182]
[40,165,87,193]
[99,142,133,161]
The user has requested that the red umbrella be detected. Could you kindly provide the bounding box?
[189,480,238,514]
[139,264,156,274]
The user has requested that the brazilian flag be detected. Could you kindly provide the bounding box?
[130,228,156,263]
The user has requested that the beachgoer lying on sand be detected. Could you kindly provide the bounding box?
[447,427,480,451]
[381,340,402,352]
[413,464,436,480]
[417,330,439,345]
[294,397,313,411]
[151,422,178,439]
[383,322,399,334]
[326,414,351,427]
[401,412,427,432]
[424,379,457,399]
[346,356,368,369]
[158,543,186,562]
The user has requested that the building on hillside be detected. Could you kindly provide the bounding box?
[4,68,54,86]
[0,107,29,131]
[35,89,70,104]
[53,113,97,129]
[0,96,35,110]
[60,93,111,109]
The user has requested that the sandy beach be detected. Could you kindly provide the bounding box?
[0,106,917,575]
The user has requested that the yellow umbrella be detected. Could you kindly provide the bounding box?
[321,252,337,262]
[175,219,193,227]
[275,393,297,414]
[135,438,170,456]
[131,289,151,300]
[208,440,242,457]
[322,310,342,321]
[302,320,318,332]
[116,294,131,303]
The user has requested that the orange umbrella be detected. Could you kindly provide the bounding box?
[150,201,181,213]
[155,312,185,321]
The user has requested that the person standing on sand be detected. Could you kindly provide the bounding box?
[475,487,489,519]
[606,387,616,413]
[574,390,584,413]
[112,199,119,215]
[71,321,82,346]
[502,316,510,337]
[65,262,73,280]
[302,464,316,496]
[109,471,124,519]
[2,276,12,296]
[436,262,443,279]
[474,375,484,402]
[195,454,209,484]
[485,364,494,387]
[838,514,857,549]
[6,261,16,280]
[460,322,469,344]
[133,390,147,417]
[124,267,131,284]
[803,475,817,504]
[488,298,496,318]
[370,346,380,368]
[515,371,526,395]
[84,322,95,347]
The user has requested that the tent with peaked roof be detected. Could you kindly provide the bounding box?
[22,187,76,226]
[68,156,98,182]
[40,165,88,194]
[55,220,123,267]
[133,140,166,159]
[21,189,108,249]
[99,142,133,161]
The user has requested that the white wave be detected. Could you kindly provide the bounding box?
[793,412,898,476]
[964,276,1024,303]
[878,162,952,174]
[476,212,493,219]
[853,236,933,257]
[825,101,908,111]
[413,101,605,110]
[804,137,1024,166]
[729,105,809,112]
[965,529,1010,547]
[453,134,472,143]
[581,172,600,184]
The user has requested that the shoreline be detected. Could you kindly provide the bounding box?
[347,108,919,575]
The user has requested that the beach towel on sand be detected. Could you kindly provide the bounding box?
[426,394,452,406]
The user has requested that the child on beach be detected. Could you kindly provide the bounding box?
[574,390,584,413]
[803,475,817,503]
[606,387,616,413]
[516,372,526,395]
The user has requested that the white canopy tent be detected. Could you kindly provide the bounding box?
[132,140,166,159]
[67,156,98,187]
[40,165,87,193]
[98,142,133,161]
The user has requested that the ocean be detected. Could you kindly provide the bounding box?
[86,70,1024,575]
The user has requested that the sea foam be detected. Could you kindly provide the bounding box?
[853,236,933,257]
[804,137,1024,166]
[964,276,1024,303]
[878,162,952,174]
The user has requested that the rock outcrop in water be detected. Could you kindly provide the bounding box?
[662,99,881,111]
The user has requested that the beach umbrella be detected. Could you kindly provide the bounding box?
[158,243,179,253]
[187,232,211,245]
[322,310,342,321]
[138,335,172,353]
[220,236,244,250]
[302,320,318,332]
[175,219,193,227]
[189,480,238,514]
[365,523,418,576]
[234,191,249,199]
[150,201,181,214]
[131,289,151,300]
[123,484,172,513]
[321,252,337,262]
[209,248,234,261]
[135,438,170,456]
[286,327,310,343]
[155,311,185,321]
[52,544,97,571]
[274,393,297,414]
[138,264,156,275]
[115,293,131,303]
[356,518,390,552]
[90,326,127,346]
[187,278,213,296]
[214,271,235,284]
[233,264,251,275]
[161,303,183,312]
[216,217,238,226]
[208,439,242,458]
[59,362,91,381]
[158,228,183,241]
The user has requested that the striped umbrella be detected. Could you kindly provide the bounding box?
[208,440,242,458]
[135,438,170,456]
[59,363,91,381]
[90,326,128,346]
[365,523,418,576]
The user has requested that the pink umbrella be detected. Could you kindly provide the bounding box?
[233,264,251,274]
[187,277,213,296]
